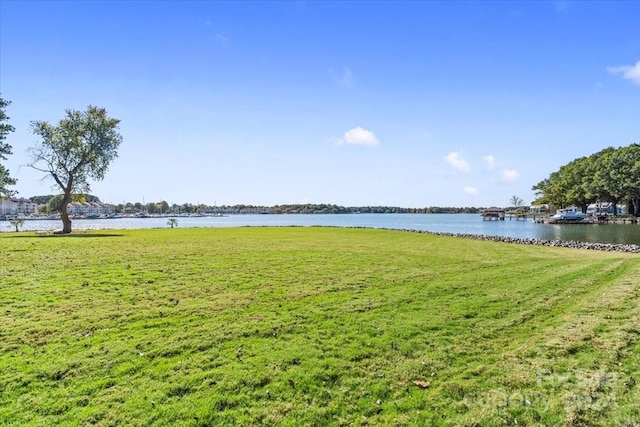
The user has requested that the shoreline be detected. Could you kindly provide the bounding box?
[390,228,640,254]
[3,212,640,249]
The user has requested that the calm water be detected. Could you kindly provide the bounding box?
[3,214,640,245]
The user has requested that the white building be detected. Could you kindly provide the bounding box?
[67,201,113,216]
[529,204,550,214]
[586,203,626,216]
[0,198,39,216]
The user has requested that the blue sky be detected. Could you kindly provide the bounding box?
[1,1,639,207]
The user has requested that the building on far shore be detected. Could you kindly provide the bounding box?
[586,203,626,216]
[67,201,113,216]
[529,204,550,214]
[0,198,39,216]
[1,198,113,218]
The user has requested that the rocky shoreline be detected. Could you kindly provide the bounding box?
[380,228,640,254]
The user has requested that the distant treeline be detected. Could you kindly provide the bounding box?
[28,196,487,215]
[263,204,483,215]
[160,204,485,215]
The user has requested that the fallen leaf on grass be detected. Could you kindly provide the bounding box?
[413,380,430,388]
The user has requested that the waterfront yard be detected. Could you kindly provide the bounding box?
[1,227,639,426]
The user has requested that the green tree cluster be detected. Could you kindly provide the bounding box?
[532,144,640,215]
[0,97,16,197]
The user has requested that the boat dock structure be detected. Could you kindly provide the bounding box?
[482,208,528,221]
[482,208,505,220]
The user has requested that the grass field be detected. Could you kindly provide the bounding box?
[1,227,639,426]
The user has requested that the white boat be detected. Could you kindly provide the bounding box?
[551,208,588,222]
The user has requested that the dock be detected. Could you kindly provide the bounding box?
[534,215,638,225]
[482,207,505,221]
[505,209,528,220]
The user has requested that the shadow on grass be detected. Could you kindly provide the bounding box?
[4,232,123,238]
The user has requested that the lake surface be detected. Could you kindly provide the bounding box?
[4,214,640,245]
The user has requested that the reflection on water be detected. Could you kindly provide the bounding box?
[3,214,640,245]
[534,223,640,245]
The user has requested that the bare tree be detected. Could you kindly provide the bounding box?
[509,195,524,209]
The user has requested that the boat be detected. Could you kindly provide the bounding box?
[549,208,589,223]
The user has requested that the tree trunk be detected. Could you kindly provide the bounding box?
[60,196,72,234]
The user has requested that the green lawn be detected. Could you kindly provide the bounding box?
[1,227,639,426]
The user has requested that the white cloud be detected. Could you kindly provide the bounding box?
[213,34,230,46]
[334,126,379,147]
[607,60,640,85]
[464,186,478,195]
[329,67,353,86]
[500,169,521,183]
[483,155,495,170]
[444,152,471,173]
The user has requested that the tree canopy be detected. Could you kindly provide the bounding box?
[29,106,123,233]
[0,97,16,197]
[532,144,640,215]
